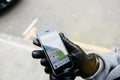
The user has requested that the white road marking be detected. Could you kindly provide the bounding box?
[24,27,37,39]
[22,18,38,36]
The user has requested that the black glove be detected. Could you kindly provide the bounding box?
[32,33,88,80]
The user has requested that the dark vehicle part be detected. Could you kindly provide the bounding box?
[0,0,16,10]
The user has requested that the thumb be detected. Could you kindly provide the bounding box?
[59,33,80,52]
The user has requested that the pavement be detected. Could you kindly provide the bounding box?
[0,34,48,80]
[0,0,120,80]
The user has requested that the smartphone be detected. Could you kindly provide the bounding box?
[37,27,73,76]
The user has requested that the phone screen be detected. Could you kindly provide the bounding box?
[39,31,70,69]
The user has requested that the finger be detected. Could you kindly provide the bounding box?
[64,77,75,80]
[50,74,58,80]
[33,38,41,47]
[40,58,49,66]
[32,50,45,59]
[59,33,80,52]
[63,69,75,80]
[44,67,52,74]
[73,69,81,76]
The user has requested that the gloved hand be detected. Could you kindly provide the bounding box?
[32,33,94,80]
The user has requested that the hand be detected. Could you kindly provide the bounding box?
[32,33,88,80]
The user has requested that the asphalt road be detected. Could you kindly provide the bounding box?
[0,0,120,48]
